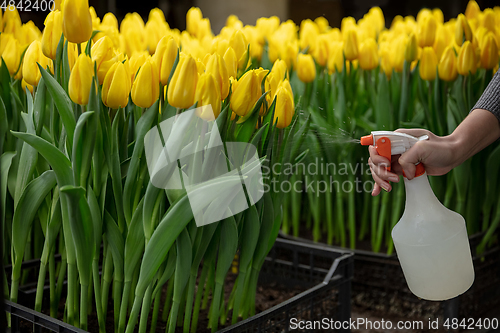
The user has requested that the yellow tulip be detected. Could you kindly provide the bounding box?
[256,16,280,39]
[391,36,407,73]
[457,41,477,75]
[230,70,262,117]
[0,33,15,58]
[205,53,229,100]
[3,7,21,35]
[271,59,288,81]
[131,58,159,108]
[380,48,393,78]
[265,72,281,105]
[91,36,115,84]
[465,0,481,20]
[167,53,198,109]
[22,79,34,94]
[314,35,329,67]
[22,41,51,87]
[186,7,203,37]
[18,21,42,50]
[315,17,329,33]
[226,15,243,30]
[417,15,437,47]
[1,37,20,76]
[480,33,499,70]
[274,80,295,129]
[54,0,64,10]
[62,0,92,44]
[368,7,385,34]
[328,41,344,74]
[341,17,356,33]
[432,9,444,25]
[223,47,238,79]
[41,10,63,60]
[343,29,359,61]
[419,47,437,81]
[229,30,249,70]
[455,14,472,46]
[359,38,379,70]
[153,36,178,86]
[144,18,168,55]
[195,72,221,120]
[405,33,418,62]
[299,19,319,52]
[102,62,131,109]
[102,12,119,30]
[433,27,451,62]
[69,54,93,105]
[482,8,496,33]
[296,53,316,83]
[438,46,458,81]
[128,51,149,83]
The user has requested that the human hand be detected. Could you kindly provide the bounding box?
[368,129,458,196]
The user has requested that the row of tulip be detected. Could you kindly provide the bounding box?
[279,0,500,254]
[0,3,308,333]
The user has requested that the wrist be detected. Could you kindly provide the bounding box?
[444,131,465,168]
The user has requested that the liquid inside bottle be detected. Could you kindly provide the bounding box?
[392,172,475,301]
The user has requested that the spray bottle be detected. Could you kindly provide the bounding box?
[361,131,474,301]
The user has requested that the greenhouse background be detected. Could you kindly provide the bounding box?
[1,0,500,332]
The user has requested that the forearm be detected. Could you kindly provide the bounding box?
[448,108,500,167]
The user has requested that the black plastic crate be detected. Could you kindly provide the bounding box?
[279,229,500,323]
[3,238,353,333]
[220,238,354,332]
[4,300,87,333]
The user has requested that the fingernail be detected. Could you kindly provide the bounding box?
[381,183,390,192]
[389,176,399,182]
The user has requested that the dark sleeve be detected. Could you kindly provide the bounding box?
[471,69,500,123]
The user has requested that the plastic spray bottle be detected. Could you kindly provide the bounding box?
[361,131,474,301]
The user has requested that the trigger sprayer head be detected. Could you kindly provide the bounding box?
[360,135,373,146]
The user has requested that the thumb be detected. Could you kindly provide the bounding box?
[398,141,426,180]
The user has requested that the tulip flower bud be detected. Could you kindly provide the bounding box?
[359,38,379,70]
[69,54,93,105]
[265,72,280,105]
[432,9,444,25]
[22,40,51,87]
[3,7,21,35]
[62,0,93,44]
[91,36,115,84]
[223,47,238,79]
[131,58,160,108]
[438,46,458,81]
[186,7,203,37]
[465,0,481,21]
[419,47,438,81]
[22,79,34,94]
[328,41,344,74]
[457,41,477,76]
[206,53,229,100]
[2,37,20,76]
[274,79,295,129]
[417,15,437,48]
[167,53,198,109]
[299,19,319,52]
[480,33,499,70]
[145,19,168,55]
[195,72,221,120]
[315,16,329,33]
[128,51,149,83]
[405,33,418,62]
[229,30,249,70]
[102,61,131,109]
[314,35,329,67]
[230,70,262,117]
[297,53,316,83]
[391,36,407,73]
[153,36,178,86]
[482,9,496,33]
[42,10,63,60]
[343,29,359,61]
[455,14,472,47]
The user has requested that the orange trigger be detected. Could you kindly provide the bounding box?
[375,137,392,172]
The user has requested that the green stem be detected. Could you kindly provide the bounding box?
[92,260,105,333]
[67,263,76,326]
[119,281,132,332]
[162,276,175,322]
[34,261,47,312]
[138,285,153,333]
[190,264,208,333]
[80,284,89,330]
[150,292,161,333]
